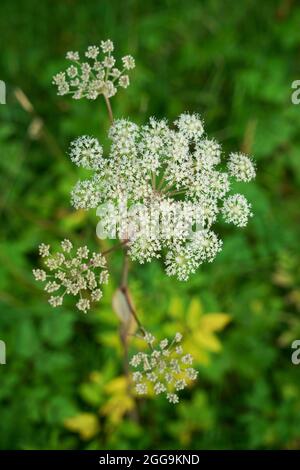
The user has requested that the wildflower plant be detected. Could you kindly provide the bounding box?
[33,40,256,404]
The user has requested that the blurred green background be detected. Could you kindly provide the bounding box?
[1,0,300,450]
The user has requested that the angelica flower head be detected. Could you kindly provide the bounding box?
[69,113,256,280]
[52,40,135,100]
[130,332,198,403]
[33,240,109,312]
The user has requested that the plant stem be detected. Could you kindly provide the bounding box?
[119,251,145,334]
[166,189,188,197]
[101,86,142,418]
[118,250,141,422]
[101,239,128,256]
[120,251,129,288]
[103,94,114,124]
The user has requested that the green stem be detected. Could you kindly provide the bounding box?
[103,94,114,124]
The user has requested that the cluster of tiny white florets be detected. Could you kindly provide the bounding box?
[69,113,256,280]
[228,152,256,182]
[52,40,135,100]
[222,194,253,227]
[33,240,109,312]
[130,332,198,404]
[69,136,104,170]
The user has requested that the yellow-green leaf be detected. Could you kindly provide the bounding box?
[200,313,231,332]
[104,376,128,394]
[64,413,99,440]
[186,298,203,328]
[193,330,222,352]
[169,296,184,318]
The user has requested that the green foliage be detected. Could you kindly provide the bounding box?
[1,0,300,450]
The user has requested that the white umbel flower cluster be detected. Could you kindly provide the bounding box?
[69,113,256,280]
[222,194,253,227]
[130,332,198,403]
[227,152,256,182]
[52,40,135,100]
[69,136,104,170]
[33,240,109,312]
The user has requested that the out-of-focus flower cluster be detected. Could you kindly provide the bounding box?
[70,113,256,280]
[33,240,109,312]
[52,40,135,100]
[130,332,198,404]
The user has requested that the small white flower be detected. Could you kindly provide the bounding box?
[165,373,174,384]
[110,68,121,78]
[99,271,109,284]
[100,39,114,53]
[170,358,181,373]
[61,239,73,253]
[122,55,135,70]
[32,269,47,282]
[133,371,143,382]
[66,51,79,61]
[175,112,204,140]
[175,332,182,342]
[135,383,147,395]
[71,176,102,210]
[91,289,102,301]
[182,354,193,365]
[190,230,223,263]
[39,243,50,257]
[66,65,78,78]
[45,281,60,293]
[85,45,99,59]
[146,372,158,383]
[119,75,130,88]
[49,295,63,307]
[194,139,221,169]
[228,152,256,182]
[222,194,253,227]
[160,339,168,350]
[167,393,179,404]
[130,353,142,367]
[76,298,90,313]
[186,368,198,380]
[154,382,166,395]
[69,136,103,170]
[165,245,199,281]
[77,246,89,259]
[175,379,186,391]
[144,332,156,345]
[103,56,115,69]
[143,357,152,371]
